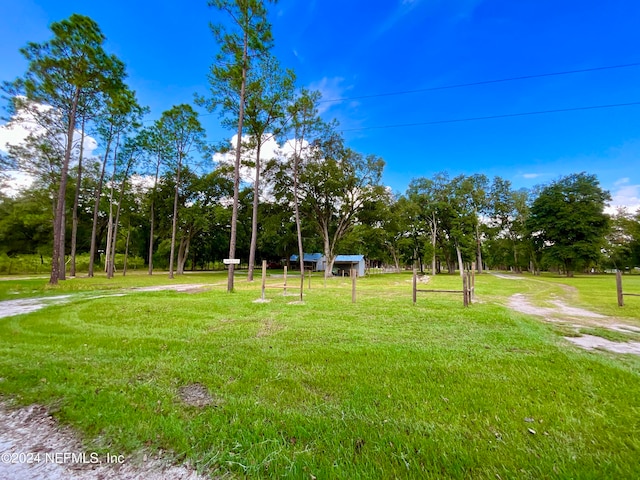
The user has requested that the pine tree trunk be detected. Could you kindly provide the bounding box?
[50,86,80,285]
[168,155,182,279]
[148,200,155,274]
[177,235,186,275]
[476,222,483,274]
[148,159,160,275]
[227,29,249,293]
[248,142,262,282]
[59,207,66,281]
[107,154,132,279]
[104,134,120,276]
[293,143,305,300]
[70,116,85,277]
[123,223,131,276]
[430,214,437,275]
[88,129,112,277]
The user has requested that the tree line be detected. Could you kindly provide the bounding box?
[1,6,639,283]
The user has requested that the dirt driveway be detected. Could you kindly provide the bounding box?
[0,284,215,320]
[498,275,640,355]
[0,402,206,480]
[0,284,220,479]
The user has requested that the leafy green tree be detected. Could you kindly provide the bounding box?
[297,134,386,277]
[603,208,639,271]
[204,0,276,291]
[104,134,147,278]
[169,168,233,274]
[406,173,451,274]
[526,172,611,276]
[243,55,295,281]
[87,88,144,277]
[467,174,489,273]
[342,190,406,271]
[445,175,480,276]
[138,123,172,274]
[4,14,128,284]
[0,189,53,256]
[486,177,530,272]
[156,104,205,279]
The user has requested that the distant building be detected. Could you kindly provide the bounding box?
[289,253,324,272]
[333,254,365,277]
[289,253,365,276]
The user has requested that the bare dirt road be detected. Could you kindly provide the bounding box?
[0,402,206,480]
[0,284,219,479]
[498,275,640,355]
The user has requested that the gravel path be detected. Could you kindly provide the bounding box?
[0,402,206,480]
[0,284,216,320]
[506,292,640,355]
[0,284,222,479]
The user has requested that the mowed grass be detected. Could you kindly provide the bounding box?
[0,271,639,479]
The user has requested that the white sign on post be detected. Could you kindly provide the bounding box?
[223,259,240,265]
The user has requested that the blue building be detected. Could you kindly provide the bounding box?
[289,253,365,276]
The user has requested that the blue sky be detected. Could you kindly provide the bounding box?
[1,0,639,209]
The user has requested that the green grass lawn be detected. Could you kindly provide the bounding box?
[1,271,639,478]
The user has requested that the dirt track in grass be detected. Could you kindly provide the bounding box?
[497,275,640,355]
[0,402,206,480]
[0,284,217,320]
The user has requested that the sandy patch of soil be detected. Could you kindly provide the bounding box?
[0,284,218,320]
[0,276,49,282]
[508,294,606,320]
[177,383,219,408]
[564,335,640,354]
[0,402,205,480]
[256,318,284,338]
[0,296,74,319]
[491,273,526,280]
[130,284,212,294]
[507,293,640,356]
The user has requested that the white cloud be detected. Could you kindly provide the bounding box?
[1,170,33,197]
[1,103,100,197]
[213,134,282,192]
[0,102,98,157]
[614,177,631,186]
[522,173,545,179]
[607,178,640,214]
[308,77,353,114]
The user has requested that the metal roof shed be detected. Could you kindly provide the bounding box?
[289,253,324,271]
[333,254,365,277]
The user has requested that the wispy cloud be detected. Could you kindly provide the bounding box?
[308,77,354,115]
[522,173,545,179]
[0,107,98,155]
[608,177,640,213]
[376,0,423,36]
[375,0,485,37]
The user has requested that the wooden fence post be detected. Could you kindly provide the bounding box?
[351,268,356,304]
[283,266,288,296]
[616,270,624,307]
[463,272,469,307]
[261,260,267,300]
[412,268,417,305]
[299,266,304,301]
